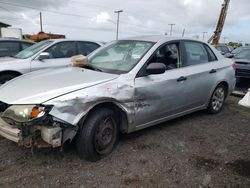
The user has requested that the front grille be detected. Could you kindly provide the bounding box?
[236,69,250,78]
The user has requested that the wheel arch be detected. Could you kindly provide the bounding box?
[206,80,229,107]
[0,70,22,77]
[80,101,130,134]
[217,81,229,96]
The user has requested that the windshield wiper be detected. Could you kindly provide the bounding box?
[10,55,21,59]
[82,64,103,72]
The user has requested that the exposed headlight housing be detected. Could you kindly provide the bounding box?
[1,105,52,124]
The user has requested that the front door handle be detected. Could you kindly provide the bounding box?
[209,69,217,74]
[177,76,187,82]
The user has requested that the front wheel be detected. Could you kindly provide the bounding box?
[76,108,119,161]
[207,84,227,114]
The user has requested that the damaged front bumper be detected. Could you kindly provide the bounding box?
[0,116,63,148]
[0,103,79,149]
[0,117,20,143]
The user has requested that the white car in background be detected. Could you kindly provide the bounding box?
[0,39,102,84]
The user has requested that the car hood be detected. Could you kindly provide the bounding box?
[0,57,27,67]
[0,67,118,104]
[0,56,22,62]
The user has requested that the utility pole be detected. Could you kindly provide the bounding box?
[168,24,175,36]
[39,12,43,33]
[202,32,207,41]
[182,28,186,37]
[114,10,123,40]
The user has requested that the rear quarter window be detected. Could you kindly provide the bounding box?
[204,44,217,62]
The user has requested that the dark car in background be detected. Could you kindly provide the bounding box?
[0,38,35,57]
[234,49,250,80]
[231,46,250,55]
[215,44,233,55]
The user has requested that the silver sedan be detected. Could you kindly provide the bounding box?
[0,36,236,161]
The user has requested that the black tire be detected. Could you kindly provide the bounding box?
[0,74,18,85]
[207,84,227,114]
[76,108,119,161]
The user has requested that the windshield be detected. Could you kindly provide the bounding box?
[216,46,230,53]
[14,40,53,59]
[234,49,250,60]
[88,40,154,74]
[231,47,243,54]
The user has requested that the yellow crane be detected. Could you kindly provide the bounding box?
[208,0,230,45]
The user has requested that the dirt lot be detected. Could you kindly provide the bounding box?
[0,96,250,187]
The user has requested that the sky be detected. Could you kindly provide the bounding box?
[0,0,249,44]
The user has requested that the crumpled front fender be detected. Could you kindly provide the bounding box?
[44,77,135,132]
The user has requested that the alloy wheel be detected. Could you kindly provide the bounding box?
[211,87,225,111]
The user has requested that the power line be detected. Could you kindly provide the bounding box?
[0,1,167,35]
[0,1,168,33]
[0,1,96,21]
[71,0,166,25]
[70,0,168,32]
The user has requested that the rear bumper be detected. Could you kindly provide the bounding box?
[0,117,20,143]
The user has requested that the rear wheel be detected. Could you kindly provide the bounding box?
[76,108,119,161]
[0,74,18,85]
[207,84,227,114]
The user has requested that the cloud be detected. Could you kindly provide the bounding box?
[0,0,249,43]
[4,0,69,10]
[91,12,111,24]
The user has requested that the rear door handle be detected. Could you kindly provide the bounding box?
[177,76,187,82]
[209,69,217,74]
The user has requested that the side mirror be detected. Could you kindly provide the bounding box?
[38,52,50,60]
[146,63,166,75]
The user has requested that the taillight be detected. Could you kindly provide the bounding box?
[232,63,236,71]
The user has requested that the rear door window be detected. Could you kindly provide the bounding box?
[182,41,209,67]
[77,42,100,56]
[0,41,20,56]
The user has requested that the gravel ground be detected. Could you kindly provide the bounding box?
[0,96,250,188]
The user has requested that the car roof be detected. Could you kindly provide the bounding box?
[0,38,35,43]
[46,38,103,46]
[215,44,229,47]
[121,35,204,43]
